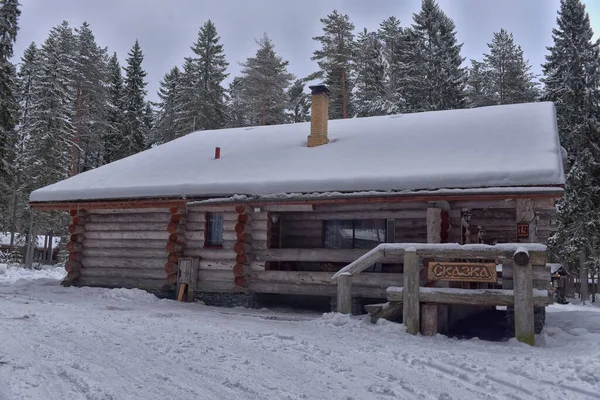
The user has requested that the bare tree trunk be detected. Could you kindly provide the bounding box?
[579,250,588,304]
[591,271,596,303]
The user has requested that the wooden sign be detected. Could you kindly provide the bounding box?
[427,262,497,283]
[517,223,529,239]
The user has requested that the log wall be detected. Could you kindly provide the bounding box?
[76,208,171,290]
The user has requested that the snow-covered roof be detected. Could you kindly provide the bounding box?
[30,102,565,203]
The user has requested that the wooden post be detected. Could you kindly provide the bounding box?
[337,273,352,314]
[421,304,438,336]
[513,247,534,345]
[403,249,419,335]
[426,207,446,334]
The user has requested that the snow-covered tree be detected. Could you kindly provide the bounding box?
[378,16,406,114]
[0,0,21,229]
[354,29,389,117]
[226,76,249,128]
[239,34,294,126]
[175,20,228,135]
[71,22,108,173]
[482,29,538,105]
[286,79,310,123]
[103,52,124,164]
[152,66,180,144]
[312,10,356,119]
[402,0,466,112]
[116,40,147,160]
[465,60,493,108]
[543,0,600,301]
[25,21,76,191]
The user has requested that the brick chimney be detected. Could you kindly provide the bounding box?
[307,85,330,147]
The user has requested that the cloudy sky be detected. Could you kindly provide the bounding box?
[12,0,600,101]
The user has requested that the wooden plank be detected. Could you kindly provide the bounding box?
[183,248,236,260]
[502,264,550,281]
[84,231,170,240]
[421,304,438,336]
[386,286,549,307]
[177,284,187,301]
[88,208,170,214]
[249,271,403,287]
[199,260,235,270]
[82,248,167,258]
[247,282,386,298]
[185,231,205,242]
[75,277,167,290]
[264,204,314,212]
[185,222,205,232]
[284,210,427,221]
[83,239,167,249]
[85,222,168,232]
[255,248,402,263]
[81,257,165,269]
[80,267,166,280]
[403,250,420,335]
[197,270,234,282]
[337,273,352,314]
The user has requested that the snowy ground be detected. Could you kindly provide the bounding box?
[1,266,599,400]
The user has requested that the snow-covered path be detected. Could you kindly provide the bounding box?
[0,266,599,400]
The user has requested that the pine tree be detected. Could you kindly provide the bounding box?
[117,40,147,160]
[402,0,466,112]
[0,0,21,230]
[104,52,124,164]
[175,20,228,135]
[152,66,180,144]
[378,16,406,113]
[286,79,310,123]
[543,0,600,299]
[482,29,538,105]
[71,22,108,173]
[465,60,493,108]
[239,34,294,126]
[312,10,356,119]
[226,76,249,128]
[25,21,76,191]
[355,28,389,117]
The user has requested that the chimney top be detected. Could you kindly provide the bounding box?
[309,85,330,96]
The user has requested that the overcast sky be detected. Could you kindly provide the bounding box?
[12,0,600,101]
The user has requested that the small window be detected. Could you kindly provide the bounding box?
[205,213,224,247]
[324,220,386,249]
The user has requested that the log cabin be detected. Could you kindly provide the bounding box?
[29,85,565,337]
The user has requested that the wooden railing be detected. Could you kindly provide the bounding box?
[331,243,548,346]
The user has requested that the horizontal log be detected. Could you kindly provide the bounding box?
[199,260,235,270]
[84,239,167,249]
[249,271,402,287]
[313,202,429,212]
[255,248,402,263]
[184,231,205,242]
[80,268,166,280]
[88,208,169,214]
[168,233,185,243]
[386,287,550,307]
[82,248,167,258]
[223,231,240,241]
[196,280,236,292]
[75,277,167,290]
[186,212,206,222]
[81,257,166,269]
[84,231,170,240]
[234,242,252,255]
[450,200,516,209]
[71,234,85,243]
[186,204,236,212]
[501,264,550,281]
[184,222,205,232]
[285,210,427,221]
[251,229,268,241]
[183,248,236,260]
[66,241,83,252]
[236,233,252,243]
[166,242,184,253]
[167,222,185,234]
[252,240,269,250]
[170,214,185,224]
[86,213,172,223]
[263,204,315,212]
[223,240,237,250]
[85,222,168,232]
[247,282,386,298]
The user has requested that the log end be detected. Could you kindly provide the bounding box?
[164,262,177,275]
[235,204,246,214]
[166,273,177,284]
[65,260,82,273]
[233,263,245,277]
[514,248,530,267]
[234,276,246,287]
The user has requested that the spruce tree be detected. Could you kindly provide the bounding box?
[118,40,147,160]
[312,10,356,119]
[153,66,180,144]
[286,79,310,123]
[25,22,76,191]
[482,29,538,105]
[402,0,466,112]
[226,76,249,128]
[0,0,21,230]
[104,52,124,164]
[72,22,108,173]
[465,60,493,108]
[355,28,388,117]
[175,20,228,135]
[543,0,600,292]
[378,16,406,113]
[239,34,294,125]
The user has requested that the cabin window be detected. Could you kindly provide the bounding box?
[205,213,224,247]
[324,220,386,249]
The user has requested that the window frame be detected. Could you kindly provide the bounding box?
[323,219,387,249]
[204,212,224,248]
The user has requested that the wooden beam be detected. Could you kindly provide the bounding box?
[337,273,352,314]
[387,286,549,307]
[403,250,420,335]
[512,250,535,345]
[256,248,401,263]
[421,304,438,336]
[249,270,403,287]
